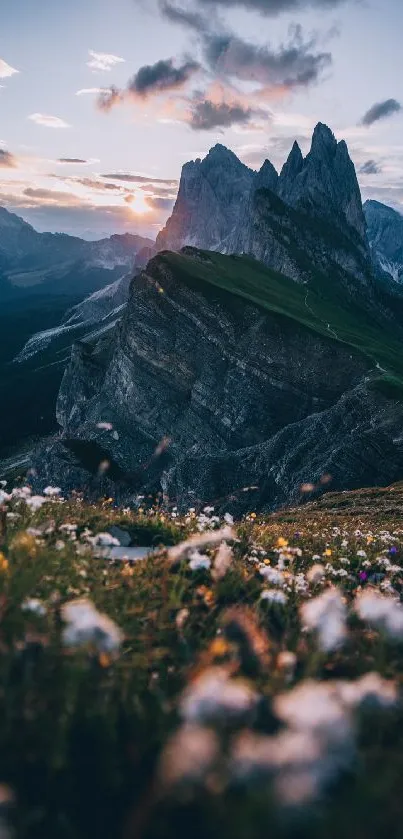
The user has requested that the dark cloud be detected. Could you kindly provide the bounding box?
[97,85,123,112]
[204,25,331,88]
[128,57,200,97]
[189,99,258,130]
[192,0,348,14]
[101,172,178,185]
[359,159,381,175]
[58,158,89,164]
[159,0,209,31]
[361,99,401,127]
[97,59,199,111]
[0,149,17,168]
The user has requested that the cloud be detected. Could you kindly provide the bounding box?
[23,187,85,206]
[361,99,401,127]
[159,1,209,30]
[50,174,124,193]
[203,25,331,89]
[87,50,125,72]
[100,172,178,186]
[0,149,17,168]
[188,98,258,130]
[128,58,200,97]
[76,87,106,96]
[58,158,89,164]
[145,195,176,211]
[359,159,381,175]
[97,58,200,111]
[28,113,71,128]
[97,85,124,111]
[0,58,19,79]
[190,0,349,14]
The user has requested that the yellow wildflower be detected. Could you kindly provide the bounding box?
[210,638,229,657]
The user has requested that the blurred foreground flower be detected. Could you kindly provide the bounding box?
[355,590,403,637]
[180,667,259,725]
[232,673,397,806]
[61,598,123,653]
[168,526,235,564]
[300,588,347,652]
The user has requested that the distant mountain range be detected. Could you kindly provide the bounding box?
[0,212,153,455]
[364,199,403,284]
[0,206,153,300]
[28,123,403,511]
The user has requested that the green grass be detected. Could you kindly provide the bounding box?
[160,250,403,396]
[2,491,403,838]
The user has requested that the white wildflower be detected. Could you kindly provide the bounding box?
[355,590,403,637]
[96,422,113,431]
[293,573,309,593]
[25,495,48,511]
[259,566,284,586]
[224,512,234,525]
[212,542,233,581]
[176,608,189,630]
[22,598,46,617]
[168,526,235,563]
[89,532,121,547]
[61,598,123,652]
[12,487,31,499]
[307,564,325,585]
[277,651,297,679]
[60,523,77,533]
[189,551,211,571]
[300,588,347,652]
[158,724,219,787]
[43,486,61,497]
[261,590,288,604]
[180,667,259,724]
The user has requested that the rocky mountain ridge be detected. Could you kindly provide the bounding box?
[157,123,367,261]
[29,123,403,509]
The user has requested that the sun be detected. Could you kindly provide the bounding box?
[130,191,152,215]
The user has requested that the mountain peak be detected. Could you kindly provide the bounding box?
[277,141,304,201]
[255,159,278,192]
[205,143,239,162]
[311,122,337,152]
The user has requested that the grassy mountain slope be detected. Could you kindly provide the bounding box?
[161,249,403,391]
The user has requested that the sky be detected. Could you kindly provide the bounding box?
[0,0,402,240]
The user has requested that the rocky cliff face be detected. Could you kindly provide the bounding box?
[156,144,254,252]
[33,249,403,512]
[365,200,403,283]
[277,124,366,241]
[156,123,368,272]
